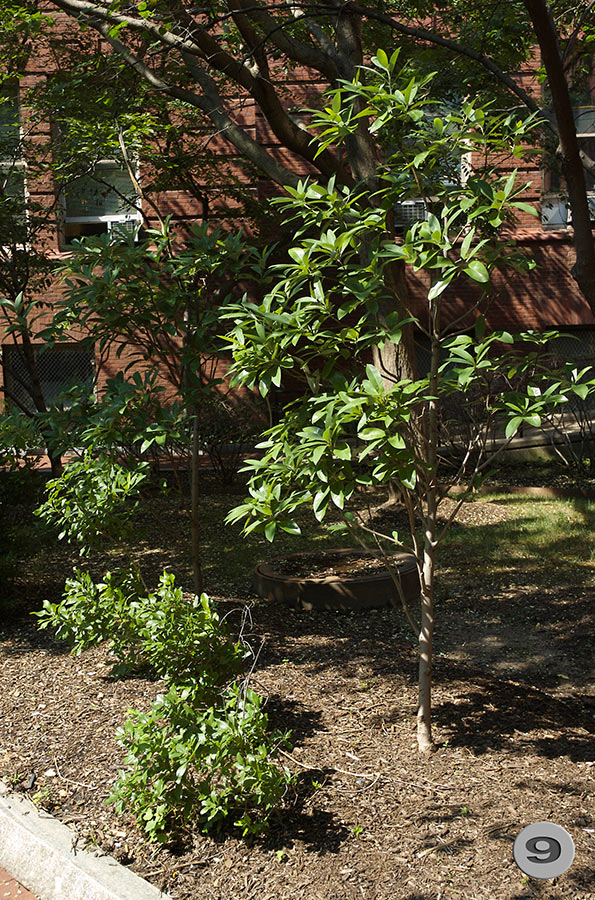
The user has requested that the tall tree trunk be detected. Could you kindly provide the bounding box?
[417,532,436,752]
[524,0,595,313]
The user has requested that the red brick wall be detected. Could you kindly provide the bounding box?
[2,18,594,416]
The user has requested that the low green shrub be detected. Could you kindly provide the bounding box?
[34,451,149,554]
[35,569,294,838]
[36,568,246,683]
[110,681,293,840]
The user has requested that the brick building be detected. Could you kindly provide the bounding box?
[1,15,595,417]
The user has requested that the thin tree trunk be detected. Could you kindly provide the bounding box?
[18,333,63,477]
[416,289,440,753]
[417,535,436,752]
[190,412,203,594]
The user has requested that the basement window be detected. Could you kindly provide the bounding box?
[2,344,94,411]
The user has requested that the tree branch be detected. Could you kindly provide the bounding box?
[91,21,302,187]
[344,2,542,116]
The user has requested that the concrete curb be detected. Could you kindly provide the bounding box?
[0,782,172,900]
[444,483,595,500]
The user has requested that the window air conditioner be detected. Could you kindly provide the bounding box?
[394,199,429,228]
[562,194,595,226]
[106,215,141,242]
[541,196,569,227]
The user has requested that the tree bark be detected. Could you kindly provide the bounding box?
[416,287,440,753]
[190,412,203,594]
[524,0,595,314]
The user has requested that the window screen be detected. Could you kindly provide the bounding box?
[3,345,94,410]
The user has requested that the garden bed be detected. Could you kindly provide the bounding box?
[0,478,593,900]
[253,549,420,611]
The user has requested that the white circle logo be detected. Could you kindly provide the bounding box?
[513,822,575,880]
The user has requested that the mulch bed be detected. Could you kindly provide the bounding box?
[0,489,594,900]
[270,551,407,578]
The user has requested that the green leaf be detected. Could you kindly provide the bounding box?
[505,416,523,439]
[464,260,489,283]
[460,227,475,260]
[428,279,450,301]
[359,427,385,440]
[374,48,389,71]
[364,364,384,392]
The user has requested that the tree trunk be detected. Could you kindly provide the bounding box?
[18,333,63,477]
[417,537,436,752]
[524,0,595,314]
[416,287,440,753]
[190,412,203,594]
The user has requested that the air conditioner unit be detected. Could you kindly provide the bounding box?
[395,199,428,228]
[106,215,141,242]
[541,196,569,227]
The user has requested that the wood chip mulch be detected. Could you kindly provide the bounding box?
[1,599,593,900]
[0,489,593,900]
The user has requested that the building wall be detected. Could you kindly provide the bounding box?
[1,17,594,416]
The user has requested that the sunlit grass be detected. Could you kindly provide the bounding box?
[439,494,595,586]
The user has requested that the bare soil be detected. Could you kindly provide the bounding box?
[0,485,593,900]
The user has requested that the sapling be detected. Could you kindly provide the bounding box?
[223,52,595,751]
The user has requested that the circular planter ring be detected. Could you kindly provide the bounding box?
[253,548,420,611]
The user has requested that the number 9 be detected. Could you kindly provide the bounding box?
[526,836,562,863]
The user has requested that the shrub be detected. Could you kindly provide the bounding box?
[34,451,149,554]
[109,681,293,840]
[198,395,267,485]
[36,568,246,682]
[35,569,294,838]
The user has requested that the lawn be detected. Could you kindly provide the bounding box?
[0,467,593,900]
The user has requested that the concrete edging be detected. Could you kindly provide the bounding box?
[0,782,172,900]
[445,483,595,500]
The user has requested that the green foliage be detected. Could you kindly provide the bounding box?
[34,451,149,554]
[35,568,245,683]
[223,61,594,547]
[109,681,293,839]
[36,569,294,838]
[0,409,42,472]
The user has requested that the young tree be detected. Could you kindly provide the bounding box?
[37,221,261,593]
[222,54,595,751]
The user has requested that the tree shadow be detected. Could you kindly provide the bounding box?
[428,660,594,760]
[0,618,72,656]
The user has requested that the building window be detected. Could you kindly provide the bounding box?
[2,344,94,411]
[574,107,595,192]
[393,152,471,230]
[0,85,27,246]
[542,106,595,227]
[62,160,141,244]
